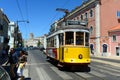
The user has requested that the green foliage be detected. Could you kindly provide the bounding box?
[37,40,41,47]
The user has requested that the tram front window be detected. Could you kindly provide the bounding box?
[76,32,84,45]
[65,32,74,45]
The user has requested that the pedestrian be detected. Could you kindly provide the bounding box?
[6,48,19,80]
[90,44,94,55]
[17,50,27,80]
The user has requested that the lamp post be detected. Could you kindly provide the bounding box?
[16,20,29,24]
[15,20,29,48]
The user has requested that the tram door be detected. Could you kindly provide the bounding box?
[58,33,64,62]
[116,47,120,56]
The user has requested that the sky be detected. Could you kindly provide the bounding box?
[0,0,82,39]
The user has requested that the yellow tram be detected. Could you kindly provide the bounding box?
[46,21,90,69]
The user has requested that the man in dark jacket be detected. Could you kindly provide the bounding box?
[8,48,19,80]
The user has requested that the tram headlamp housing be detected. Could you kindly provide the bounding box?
[78,54,83,59]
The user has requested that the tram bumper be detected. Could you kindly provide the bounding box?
[62,58,90,65]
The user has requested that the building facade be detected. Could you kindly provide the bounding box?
[24,33,45,48]
[56,0,120,56]
[108,25,120,56]
[0,8,10,53]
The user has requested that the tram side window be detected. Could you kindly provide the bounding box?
[54,38,56,47]
[85,33,89,46]
[47,39,50,47]
[65,32,74,45]
[76,32,84,45]
[51,37,54,47]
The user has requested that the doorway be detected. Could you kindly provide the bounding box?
[116,47,120,56]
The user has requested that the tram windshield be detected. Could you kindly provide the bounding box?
[76,32,89,46]
[65,32,74,45]
[76,32,84,45]
[64,31,89,46]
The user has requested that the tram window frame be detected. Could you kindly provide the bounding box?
[76,32,84,45]
[65,32,74,45]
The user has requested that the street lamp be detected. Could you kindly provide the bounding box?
[16,20,29,24]
[15,20,29,48]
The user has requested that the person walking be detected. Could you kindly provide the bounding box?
[17,50,27,80]
[90,44,94,55]
[6,48,19,80]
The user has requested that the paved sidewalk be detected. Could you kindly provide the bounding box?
[91,55,120,67]
[91,55,120,61]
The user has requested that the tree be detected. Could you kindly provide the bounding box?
[37,40,41,47]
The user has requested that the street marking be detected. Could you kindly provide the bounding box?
[50,67,73,80]
[89,71,106,77]
[94,65,120,73]
[75,72,92,78]
[100,69,120,76]
[91,65,120,77]
[36,67,52,80]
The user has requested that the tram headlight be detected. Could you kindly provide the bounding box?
[78,54,83,59]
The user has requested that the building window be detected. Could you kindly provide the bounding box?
[112,35,116,42]
[81,15,83,20]
[103,44,107,53]
[85,12,88,19]
[0,24,3,30]
[90,9,93,17]
[117,11,120,18]
[90,26,93,35]
[77,16,79,20]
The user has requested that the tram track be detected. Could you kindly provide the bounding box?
[74,72,105,80]
[90,64,120,76]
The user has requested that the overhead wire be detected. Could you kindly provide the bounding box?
[16,0,71,38]
[16,0,24,20]
[42,0,71,34]
[25,0,30,40]
[16,0,29,40]
[49,0,71,24]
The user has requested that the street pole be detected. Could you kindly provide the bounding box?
[15,20,29,48]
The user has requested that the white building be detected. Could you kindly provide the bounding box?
[24,33,45,48]
[8,22,17,49]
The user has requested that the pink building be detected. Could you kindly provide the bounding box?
[58,0,120,56]
[108,25,120,56]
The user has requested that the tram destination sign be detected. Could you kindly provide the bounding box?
[67,21,87,26]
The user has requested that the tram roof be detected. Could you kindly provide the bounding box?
[47,27,89,38]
